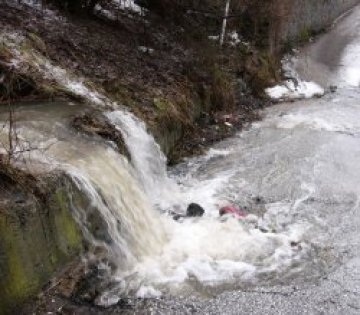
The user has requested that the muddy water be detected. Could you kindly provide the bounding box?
[143,3,360,300]
[0,101,311,303]
[0,102,169,304]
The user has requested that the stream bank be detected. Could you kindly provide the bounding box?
[0,171,85,315]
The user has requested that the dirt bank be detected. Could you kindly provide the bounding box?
[0,1,277,162]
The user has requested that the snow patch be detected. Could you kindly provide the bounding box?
[266,80,324,101]
[228,31,241,46]
[114,0,143,14]
[138,46,154,54]
[1,31,109,106]
[7,0,62,20]
[94,4,117,21]
[265,56,325,101]
[208,35,220,41]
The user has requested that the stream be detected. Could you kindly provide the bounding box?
[2,4,360,315]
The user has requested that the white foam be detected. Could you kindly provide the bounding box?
[338,42,360,87]
[106,111,181,209]
[136,286,162,298]
[124,215,305,293]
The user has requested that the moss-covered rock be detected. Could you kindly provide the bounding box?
[0,175,84,315]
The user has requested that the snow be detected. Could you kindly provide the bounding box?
[228,31,241,46]
[266,80,324,101]
[265,56,325,101]
[113,0,142,14]
[94,4,117,20]
[138,46,154,54]
[6,0,62,20]
[1,31,108,106]
[94,0,145,20]
[208,31,249,47]
[208,35,220,41]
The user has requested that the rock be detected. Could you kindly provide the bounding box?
[186,203,205,217]
[72,112,129,159]
[329,85,337,93]
[258,226,269,233]
[172,214,184,221]
[0,174,84,314]
[253,196,266,204]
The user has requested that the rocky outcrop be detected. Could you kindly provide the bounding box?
[0,174,84,315]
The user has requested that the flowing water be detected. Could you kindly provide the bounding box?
[1,4,360,308]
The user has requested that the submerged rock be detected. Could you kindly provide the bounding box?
[72,112,130,159]
[329,85,338,93]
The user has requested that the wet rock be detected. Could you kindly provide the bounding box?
[253,196,266,204]
[329,85,337,93]
[172,213,185,221]
[186,203,205,217]
[0,172,84,314]
[72,112,130,159]
[73,266,103,304]
[258,226,269,233]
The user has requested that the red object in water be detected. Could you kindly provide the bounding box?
[219,205,247,219]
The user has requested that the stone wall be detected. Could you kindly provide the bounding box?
[282,0,360,42]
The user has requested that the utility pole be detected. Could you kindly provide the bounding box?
[220,0,231,46]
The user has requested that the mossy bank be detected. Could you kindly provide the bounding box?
[0,172,84,315]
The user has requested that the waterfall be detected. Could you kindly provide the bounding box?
[0,31,315,304]
[66,148,166,268]
[0,32,179,296]
[106,111,179,209]
[0,101,310,302]
[0,104,168,297]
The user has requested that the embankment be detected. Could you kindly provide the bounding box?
[0,173,84,315]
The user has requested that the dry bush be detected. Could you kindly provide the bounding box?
[143,0,292,53]
[45,0,105,13]
[234,0,292,53]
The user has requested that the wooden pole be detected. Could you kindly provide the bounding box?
[220,0,231,46]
